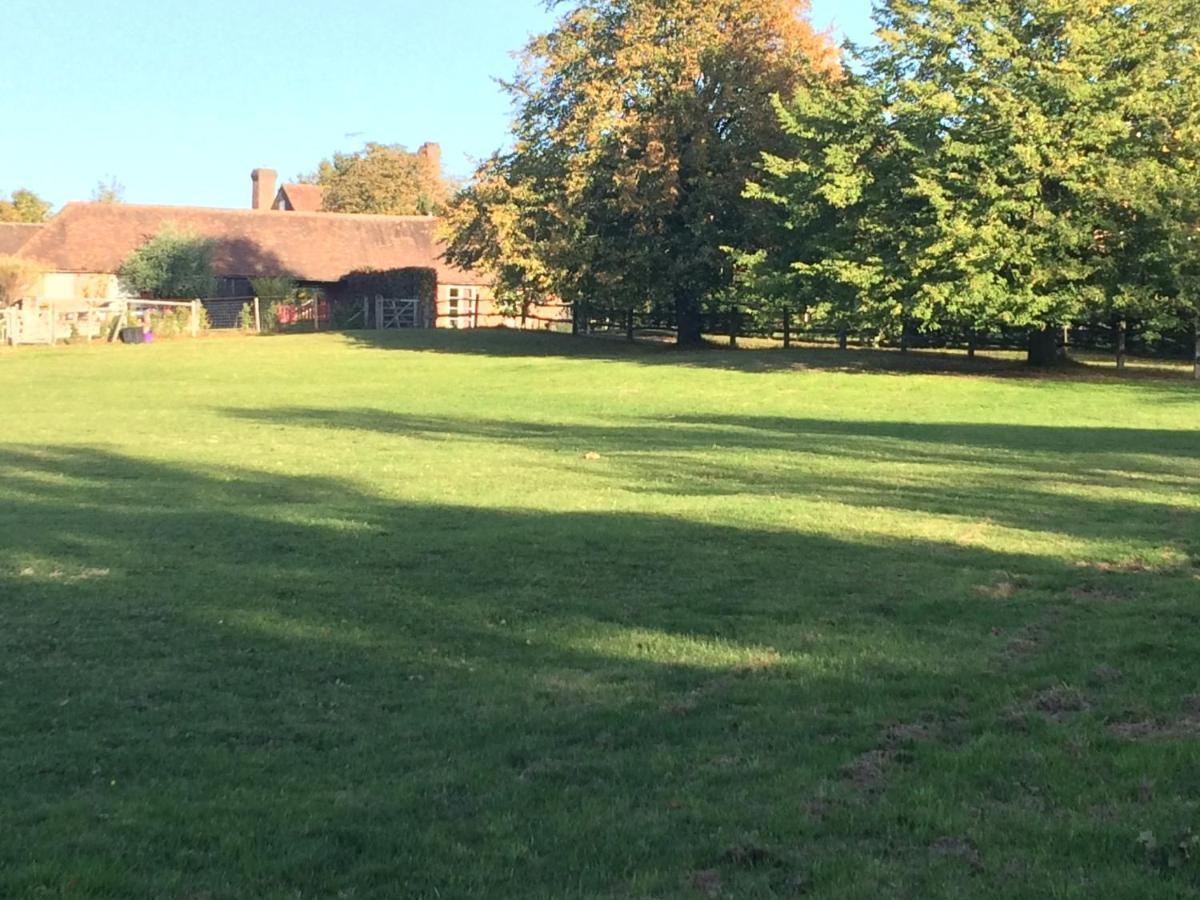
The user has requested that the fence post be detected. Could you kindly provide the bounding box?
[190,300,199,337]
[363,296,369,329]
[253,297,262,334]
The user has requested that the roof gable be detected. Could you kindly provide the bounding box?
[274,184,324,212]
[17,203,484,285]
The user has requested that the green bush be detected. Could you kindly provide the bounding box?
[250,277,296,305]
[118,227,216,299]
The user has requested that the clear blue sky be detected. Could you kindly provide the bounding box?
[0,0,875,210]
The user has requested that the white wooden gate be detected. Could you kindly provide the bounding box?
[375,297,419,330]
[4,307,56,346]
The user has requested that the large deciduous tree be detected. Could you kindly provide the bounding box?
[306,143,452,216]
[445,0,838,346]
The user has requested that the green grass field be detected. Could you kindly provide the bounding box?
[2,331,1199,898]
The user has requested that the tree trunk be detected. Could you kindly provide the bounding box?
[728,307,739,348]
[967,329,977,359]
[837,327,848,351]
[675,289,703,348]
[625,309,634,342]
[782,309,791,349]
[1115,319,1127,371]
[1193,311,1199,381]
[571,303,581,336]
[1026,325,1063,366]
[899,320,911,354]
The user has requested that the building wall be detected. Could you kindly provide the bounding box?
[433,283,569,331]
[31,272,129,308]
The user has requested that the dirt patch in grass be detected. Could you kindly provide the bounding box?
[1067,583,1136,605]
[1107,698,1200,741]
[840,749,895,791]
[1074,551,1191,576]
[1088,665,1123,686]
[1033,685,1090,719]
[720,843,778,868]
[994,607,1069,670]
[840,717,942,792]
[931,836,984,872]
[974,576,1025,599]
[689,869,723,897]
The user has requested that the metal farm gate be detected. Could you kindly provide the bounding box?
[375,297,419,330]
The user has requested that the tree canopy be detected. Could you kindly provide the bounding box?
[91,177,126,204]
[304,143,452,216]
[0,189,51,223]
[444,0,839,345]
[746,0,1200,364]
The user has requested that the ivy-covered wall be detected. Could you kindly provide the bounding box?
[331,268,439,327]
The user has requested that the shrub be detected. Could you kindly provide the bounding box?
[143,305,209,339]
[118,226,216,299]
[249,276,296,305]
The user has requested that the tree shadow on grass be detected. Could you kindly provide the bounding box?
[2,446,1198,898]
[338,328,1200,386]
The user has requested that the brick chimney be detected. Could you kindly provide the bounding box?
[251,168,277,210]
[417,142,442,175]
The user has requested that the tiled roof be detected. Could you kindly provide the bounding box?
[17,202,484,285]
[0,223,44,255]
[274,183,324,212]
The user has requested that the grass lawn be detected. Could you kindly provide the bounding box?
[2,330,1199,899]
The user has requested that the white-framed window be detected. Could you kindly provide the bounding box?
[446,286,479,329]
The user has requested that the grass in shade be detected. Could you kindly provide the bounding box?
[2,330,1199,898]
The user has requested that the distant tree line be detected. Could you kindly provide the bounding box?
[444,0,1200,371]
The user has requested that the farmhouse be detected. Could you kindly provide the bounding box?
[11,156,565,331]
[14,202,506,327]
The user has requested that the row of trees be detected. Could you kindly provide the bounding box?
[444,0,1200,369]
